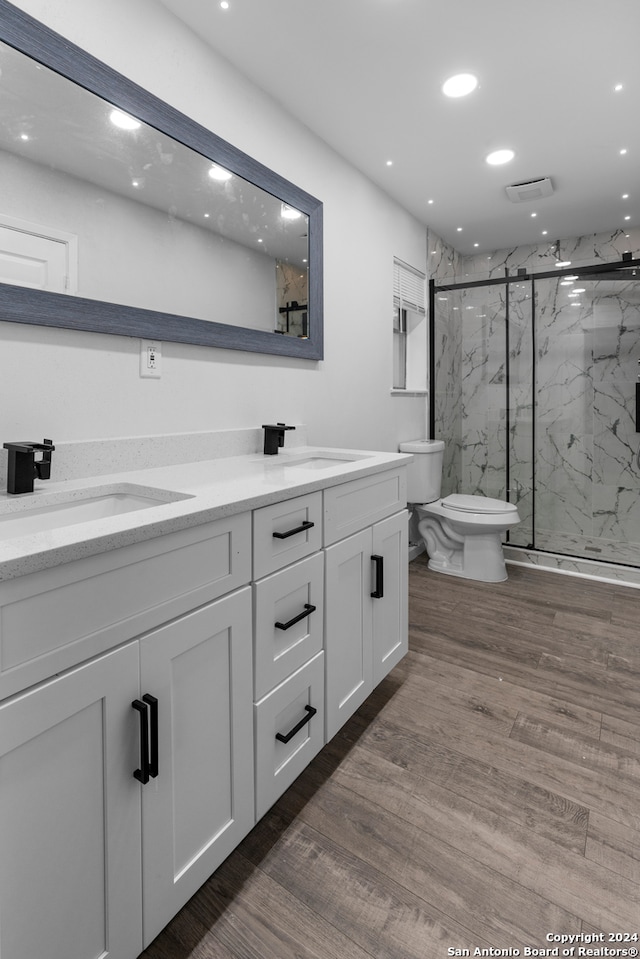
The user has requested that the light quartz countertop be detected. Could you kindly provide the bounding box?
[0,446,411,581]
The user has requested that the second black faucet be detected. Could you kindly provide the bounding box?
[262,423,295,455]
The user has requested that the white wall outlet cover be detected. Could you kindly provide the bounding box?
[140,340,162,378]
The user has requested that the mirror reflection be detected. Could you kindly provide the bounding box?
[0,39,309,336]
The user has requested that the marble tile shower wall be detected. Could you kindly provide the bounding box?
[462,227,640,282]
[427,230,463,496]
[430,226,640,554]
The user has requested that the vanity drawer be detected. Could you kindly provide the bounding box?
[324,468,407,545]
[253,552,324,699]
[0,512,251,700]
[253,492,322,578]
[254,650,324,819]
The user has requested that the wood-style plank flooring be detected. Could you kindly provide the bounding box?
[142,558,640,959]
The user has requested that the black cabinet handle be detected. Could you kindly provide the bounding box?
[132,699,150,784]
[272,520,314,540]
[371,554,384,599]
[132,694,159,783]
[143,693,159,779]
[275,704,317,743]
[275,603,316,631]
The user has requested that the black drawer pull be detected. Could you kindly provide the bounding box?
[272,520,314,540]
[275,603,316,631]
[132,694,159,783]
[275,704,317,744]
[371,554,384,599]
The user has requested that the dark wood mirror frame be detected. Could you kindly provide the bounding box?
[0,0,323,360]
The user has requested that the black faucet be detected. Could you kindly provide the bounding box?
[262,423,295,455]
[3,439,55,494]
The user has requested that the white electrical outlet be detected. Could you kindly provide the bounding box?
[140,340,162,378]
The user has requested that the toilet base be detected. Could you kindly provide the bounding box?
[426,532,508,583]
[417,508,514,583]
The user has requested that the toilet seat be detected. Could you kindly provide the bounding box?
[441,493,518,516]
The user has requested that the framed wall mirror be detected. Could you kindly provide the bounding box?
[0,0,323,359]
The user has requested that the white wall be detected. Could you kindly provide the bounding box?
[2,0,427,452]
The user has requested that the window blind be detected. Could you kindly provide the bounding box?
[393,258,426,315]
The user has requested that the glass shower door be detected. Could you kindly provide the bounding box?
[505,278,535,547]
[533,269,640,564]
[432,276,535,546]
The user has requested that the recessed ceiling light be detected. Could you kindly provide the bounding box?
[456,227,463,232]
[620,148,628,155]
[209,164,232,181]
[542,230,548,236]
[110,109,141,131]
[614,83,623,92]
[442,73,478,98]
[622,193,630,199]
[386,160,393,167]
[625,215,631,220]
[20,133,29,141]
[220,1,229,8]
[486,149,515,165]
[531,212,537,218]
[474,243,479,248]
[427,199,434,205]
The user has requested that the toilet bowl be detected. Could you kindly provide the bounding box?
[416,494,520,582]
[399,440,520,583]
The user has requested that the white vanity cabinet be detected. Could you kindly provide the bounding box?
[0,514,255,959]
[0,454,409,959]
[324,470,408,740]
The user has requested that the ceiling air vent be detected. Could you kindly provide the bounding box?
[505,177,554,203]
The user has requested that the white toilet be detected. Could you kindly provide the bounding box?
[399,439,520,583]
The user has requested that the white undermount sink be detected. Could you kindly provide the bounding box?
[0,484,193,541]
[272,452,370,470]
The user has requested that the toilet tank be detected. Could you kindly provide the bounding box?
[398,439,445,503]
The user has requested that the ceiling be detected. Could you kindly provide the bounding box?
[158,0,640,257]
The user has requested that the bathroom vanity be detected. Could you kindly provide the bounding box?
[0,433,410,959]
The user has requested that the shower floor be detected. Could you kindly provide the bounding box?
[523,529,640,568]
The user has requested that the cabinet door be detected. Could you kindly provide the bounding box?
[139,587,254,948]
[372,510,408,685]
[324,528,373,741]
[0,643,142,959]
